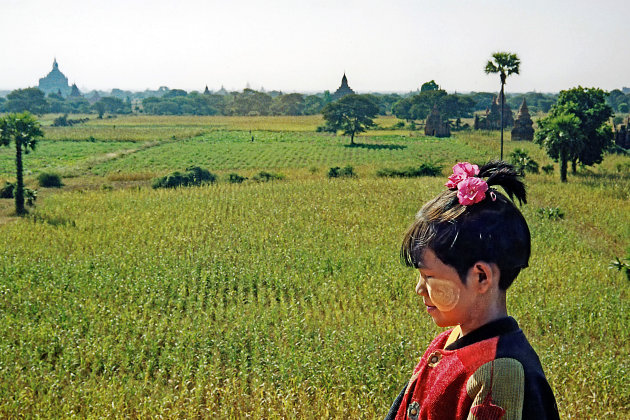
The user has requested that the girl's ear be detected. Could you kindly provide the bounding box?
[469,261,500,294]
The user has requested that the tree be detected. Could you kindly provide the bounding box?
[485,52,521,160]
[163,89,188,98]
[392,90,473,122]
[320,94,378,145]
[271,93,305,116]
[228,89,273,116]
[534,113,581,182]
[6,88,49,115]
[420,80,439,92]
[94,96,130,116]
[551,87,613,172]
[393,90,446,121]
[0,112,44,214]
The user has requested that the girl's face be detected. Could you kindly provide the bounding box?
[415,249,481,334]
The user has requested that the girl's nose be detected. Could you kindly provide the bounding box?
[415,274,427,296]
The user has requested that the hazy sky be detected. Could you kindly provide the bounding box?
[1,0,628,94]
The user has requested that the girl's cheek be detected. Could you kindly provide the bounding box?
[426,278,460,312]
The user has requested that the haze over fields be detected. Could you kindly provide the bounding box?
[1,0,629,93]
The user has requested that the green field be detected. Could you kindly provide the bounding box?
[0,116,628,418]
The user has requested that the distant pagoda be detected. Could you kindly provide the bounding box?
[332,73,355,100]
[216,85,228,96]
[424,105,451,138]
[69,83,82,98]
[474,94,514,130]
[511,98,534,140]
[38,58,70,96]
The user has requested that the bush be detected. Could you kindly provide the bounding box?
[542,164,555,175]
[0,181,37,206]
[52,115,89,127]
[0,181,14,198]
[615,161,630,174]
[37,172,63,188]
[392,121,405,129]
[152,166,216,189]
[376,162,443,178]
[228,173,247,184]
[252,171,284,182]
[328,166,356,178]
[23,189,37,206]
[537,207,564,220]
[609,248,630,281]
[509,149,539,176]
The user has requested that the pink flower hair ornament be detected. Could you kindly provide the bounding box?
[445,162,480,189]
[445,162,489,205]
[457,177,488,205]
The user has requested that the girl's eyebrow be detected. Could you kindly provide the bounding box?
[418,268,433,277]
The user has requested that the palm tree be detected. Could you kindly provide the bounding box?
[485,52,520,160]
[0,112,43,215]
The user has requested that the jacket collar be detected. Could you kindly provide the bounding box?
[445,316,520,350]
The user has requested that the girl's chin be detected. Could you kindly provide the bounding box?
[428,313,456,328]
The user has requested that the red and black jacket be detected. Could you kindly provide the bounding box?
[385,317,559,419]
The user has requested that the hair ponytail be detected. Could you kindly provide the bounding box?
[479,160,527,205]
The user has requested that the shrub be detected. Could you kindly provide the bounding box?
[615,161,630,174]
[509,149,539,176]
[542,164,555,175]
[0,181,37,206]
[52,115,89,127]
[228,173,247,184]
[24,189,37,206]
[37,172,64,188]
[185,166,216,184]
[0,181,14,198]
[52,115,69,127]
[393,121,405,129]
[328,166,356,178]
[252,171,284,182]
[537,207,564,220]
[376,162,443,178]
[609,248,630,281]
[152,166,216,189]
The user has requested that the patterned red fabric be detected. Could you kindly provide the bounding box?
[395,329,499,419]
[470,391,506,419]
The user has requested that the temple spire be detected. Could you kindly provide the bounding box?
[332,72,355,100]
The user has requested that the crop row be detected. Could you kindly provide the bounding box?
[0,176,628,417]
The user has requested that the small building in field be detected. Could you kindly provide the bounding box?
[474,94,514,130]
[511,98,534,140]
[615,117,630,149]
[425,105,451,137]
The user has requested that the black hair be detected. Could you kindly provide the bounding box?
[401,160,530,290]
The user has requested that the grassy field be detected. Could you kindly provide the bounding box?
[0,115,628,418]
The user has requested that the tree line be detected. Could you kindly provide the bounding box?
[0,86,572,118]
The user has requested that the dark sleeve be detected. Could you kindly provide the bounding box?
[522,374,560,420]
[384,384,407,420]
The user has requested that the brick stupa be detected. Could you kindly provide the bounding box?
[511,98,534,140]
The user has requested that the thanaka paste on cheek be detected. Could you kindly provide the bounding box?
[426,278,460,312]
